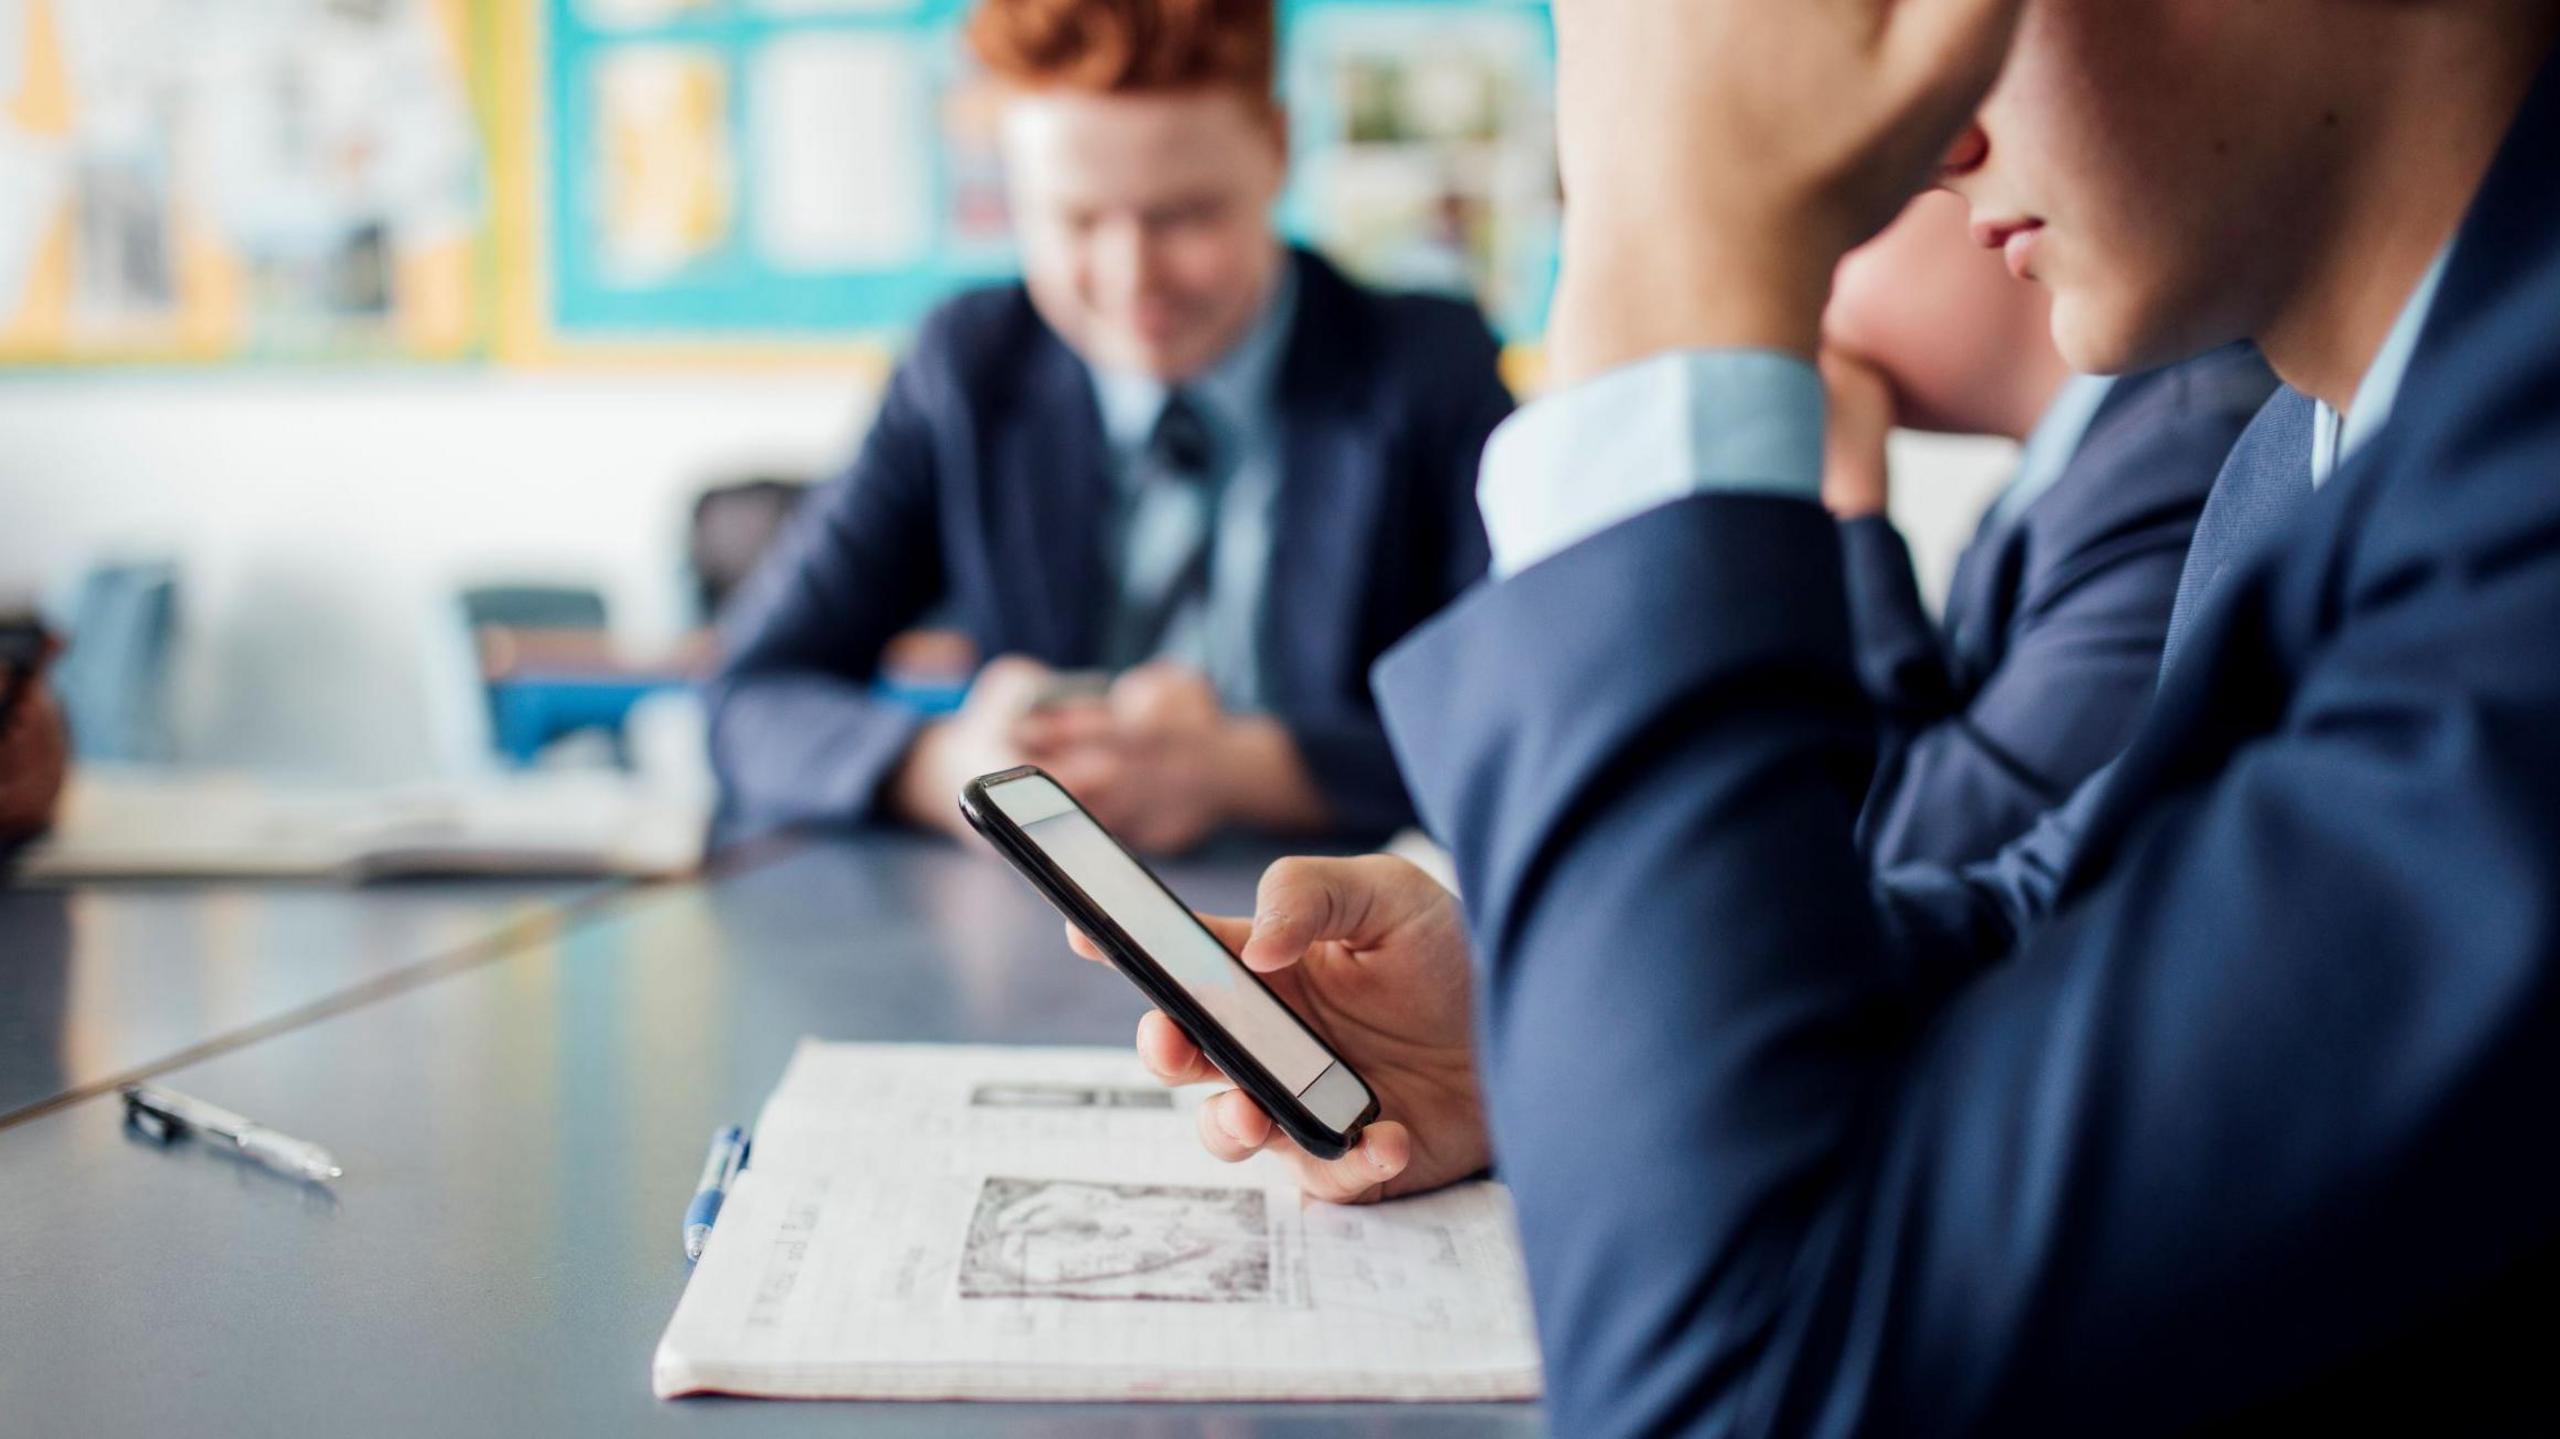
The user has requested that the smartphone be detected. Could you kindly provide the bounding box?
[960,765,1379,1159]
[1027,669,1112,714]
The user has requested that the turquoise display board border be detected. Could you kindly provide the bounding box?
[544,0,1554,344]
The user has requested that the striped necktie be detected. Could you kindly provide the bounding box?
[1108,390,1220,669]
[2159,386,2320,674]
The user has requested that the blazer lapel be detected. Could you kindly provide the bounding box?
[1938,520,2022,682]
[1944,370,2159,679]
[1265,252,1389,709]
[997,331,1117,663]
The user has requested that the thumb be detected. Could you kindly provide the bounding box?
[1242,856,1367,973]
[1193,911,1256,953]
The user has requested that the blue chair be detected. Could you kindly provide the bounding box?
[458,584,700,769]
[51,559,179,763]
[460,585,608,636]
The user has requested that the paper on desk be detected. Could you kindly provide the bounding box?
[652,1042,1542,1402]
[18,769,705,881]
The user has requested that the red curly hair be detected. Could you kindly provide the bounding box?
[966,0,1275,98]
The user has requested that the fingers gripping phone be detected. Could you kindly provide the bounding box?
[961,766,1379,1159]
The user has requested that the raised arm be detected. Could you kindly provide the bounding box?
[1366,0,2560,1430]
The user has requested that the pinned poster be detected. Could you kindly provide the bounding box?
[0,0,69,327]
[592,46,733,284]
[748,34,930,272]
[1284,4,1558,341]
[1,0,489,362]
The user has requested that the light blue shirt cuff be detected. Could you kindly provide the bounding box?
[1478,349,1826,578]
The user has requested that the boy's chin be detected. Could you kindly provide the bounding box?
[2050,292,2185,379]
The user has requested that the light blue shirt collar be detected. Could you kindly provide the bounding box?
[1088,258,1298,468]
[2311,242,2452,486]
[1989,373,2119,528]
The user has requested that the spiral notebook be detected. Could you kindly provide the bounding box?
[652,1042,1543,1403]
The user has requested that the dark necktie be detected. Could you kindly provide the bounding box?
[1109,391,1220,668]
[2159,386,2320,673]
[1150,389,1215,478]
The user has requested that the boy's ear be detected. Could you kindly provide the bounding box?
[1254,99,1290,168]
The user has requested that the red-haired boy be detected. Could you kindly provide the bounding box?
[711,0,1512,853]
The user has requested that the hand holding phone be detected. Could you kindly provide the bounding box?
[962,765,1380,1158]
[966,768,1497,1203]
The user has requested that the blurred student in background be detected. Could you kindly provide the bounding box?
[1820,191,2273,868]
[0,624,68,844]
[708,0,1511,854]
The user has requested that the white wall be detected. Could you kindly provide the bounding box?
[0,369,874,780]
[0,371,2016,783]
[1886,430,2019,604]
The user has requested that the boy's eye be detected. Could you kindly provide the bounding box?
[1154,200,1225,230]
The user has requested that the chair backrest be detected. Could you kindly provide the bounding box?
[458,584,609,634]
[686,478,812,624]
[449,583,621,769]
[52,558,180,763]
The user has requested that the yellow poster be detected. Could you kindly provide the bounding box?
[0,0,486,364]
[594,46,731,285]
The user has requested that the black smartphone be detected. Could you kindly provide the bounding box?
[961,765,1379,1159]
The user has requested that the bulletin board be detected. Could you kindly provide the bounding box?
[0,0,1555,368]
[524,0,1557,357]
[536,0,1012,343]
[0,0,490,365]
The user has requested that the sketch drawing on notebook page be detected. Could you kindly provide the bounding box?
[957,1177,1276,1303]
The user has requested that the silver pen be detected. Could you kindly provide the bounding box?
[120,1083,345,1183]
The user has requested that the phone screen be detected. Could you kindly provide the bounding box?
[980,772,1335,1095]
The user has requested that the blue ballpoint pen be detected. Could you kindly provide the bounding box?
[684,1125,750,1262]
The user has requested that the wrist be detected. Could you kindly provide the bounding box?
[1209,717,1331,832]
[1822,461,1891,520]
[1550,220,1834,387]
[1817,349,1898,520]
[890,722,963,832]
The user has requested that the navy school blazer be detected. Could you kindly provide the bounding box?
[1373,43,2560,1438]
[707,247,1508,841]
[1843,344,2277,869]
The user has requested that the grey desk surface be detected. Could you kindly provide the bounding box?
[0,835,1542,1437]
[0,876,593,1125]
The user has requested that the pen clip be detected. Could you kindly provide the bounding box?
[120,1086,183,1145]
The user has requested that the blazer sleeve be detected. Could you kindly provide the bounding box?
[1858,416,2223,871]
[1838,512,1961,723]
[704,354,949,835]
[1373,482,2560,1434]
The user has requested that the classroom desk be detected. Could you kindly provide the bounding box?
[0,834,1543,1437]
[0,876,593,1125]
